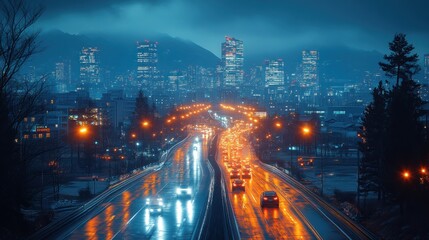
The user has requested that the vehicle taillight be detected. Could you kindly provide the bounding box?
[263,197,268,200]
[274,197,278,200]
[233,184,236,186]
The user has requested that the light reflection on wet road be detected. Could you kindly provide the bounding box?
[219,130,347,239]
[60,136,211,240]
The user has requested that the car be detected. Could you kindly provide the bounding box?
[260,191,279,208]
[232,179,245,191]
[146,197,164,214]
[230,169,241,179]
[176,184,192,198]
[242,169,251,179]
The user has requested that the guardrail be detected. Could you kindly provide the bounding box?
[192,136,215,240]
[202,134,241,240]
[220,175,241,240]
[214,135,240,240]
[259,161,378,240]
[28,136,190,240]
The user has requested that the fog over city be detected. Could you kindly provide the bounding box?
[34,0,429,56]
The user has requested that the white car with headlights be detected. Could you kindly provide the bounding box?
[176,184,192,198]
[146,197,164,214]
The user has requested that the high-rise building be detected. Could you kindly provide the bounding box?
[55,60,72,93]
[264,59,284,87]
[301,50,319,87]
[420,54,429,102]
[137,40,159,91]
[221,36,244,88]
[300,50,320,107]
[79,47,100,87]
[264,59,285,113]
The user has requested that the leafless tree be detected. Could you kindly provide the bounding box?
[0,0,44,237]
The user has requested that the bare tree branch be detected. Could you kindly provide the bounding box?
[0,0,43,93]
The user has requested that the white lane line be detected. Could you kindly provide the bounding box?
[110,204,146,240]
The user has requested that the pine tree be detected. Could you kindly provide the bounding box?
[359,81,387,200]
[130,90,154,145]
[379,33,426,199]
[379,33,420,86]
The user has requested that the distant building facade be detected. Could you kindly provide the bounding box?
[301,50,320,107]
[264,59,284,87]
[79,47,101,98]
[55,60,72,93]
[301,50,319,87]
[221,36,244,88]
[137,40,159,92]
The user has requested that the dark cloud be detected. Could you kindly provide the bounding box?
[35,0,429,56]
[35,0,166,17]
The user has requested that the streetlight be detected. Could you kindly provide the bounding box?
[77,126,89,170]
[302,126,310,135]
[402,170,411,180]
[79,127,88,134]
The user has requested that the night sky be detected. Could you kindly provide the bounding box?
[34,0,429,57]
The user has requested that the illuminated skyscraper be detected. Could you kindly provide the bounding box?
[264,59,285,112]
[79,47,100,87]
[301,50,319,87]
[421,54,429,101]
[301,50,320,107]
[137,40,159,91]
[264,59,284,87]
[221,36,244,88]
[55,60,71,93]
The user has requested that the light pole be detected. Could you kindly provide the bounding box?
[77,126,88,170]
[302,125,324,195]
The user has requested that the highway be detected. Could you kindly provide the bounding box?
[55,135,212,240]
[218,127,367,239]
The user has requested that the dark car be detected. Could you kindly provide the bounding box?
[232,179,245,191]
[230,169,241,179]
[242,169,251,179]
[260,191,279,208]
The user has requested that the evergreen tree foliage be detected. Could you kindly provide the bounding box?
[358,81,387,200]
[130,90,155,145]
[384,78,426,195]
[361,33,427,203]
[379,33,420,86]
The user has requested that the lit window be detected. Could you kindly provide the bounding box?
[46,133,50,138]
[31,117,35,122]
[38,134,43,139]
[23,134,29,139]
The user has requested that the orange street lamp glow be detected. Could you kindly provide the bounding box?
[302,127,311,135]
[403,171,410,179]
[142,121,150,127]
[421,168,427,174]
[79,127,88,134]
[131,133,136,138]
[275,122,282,128]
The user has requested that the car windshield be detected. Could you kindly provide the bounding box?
[264,191,277,197]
